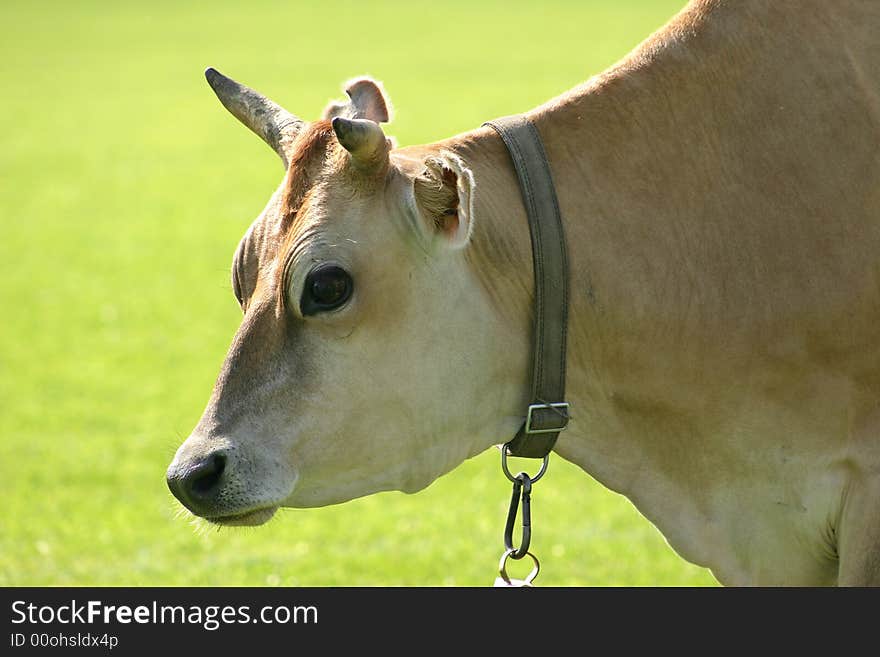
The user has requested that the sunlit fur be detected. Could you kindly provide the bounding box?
[169,0,880,585]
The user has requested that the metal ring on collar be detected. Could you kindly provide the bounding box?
[501,443,549,484]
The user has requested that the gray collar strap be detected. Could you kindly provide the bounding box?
[483,115,571,459]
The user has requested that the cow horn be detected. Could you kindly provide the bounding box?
[205,67,304,168]
[331,117,389,172]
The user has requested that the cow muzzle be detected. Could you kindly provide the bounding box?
[166,442,280,526]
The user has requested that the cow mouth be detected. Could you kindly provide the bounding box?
[205,506,278,527]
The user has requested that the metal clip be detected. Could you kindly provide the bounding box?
[494,443,551,585]
[503,472,532,559]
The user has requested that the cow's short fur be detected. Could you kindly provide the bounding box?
[169,0,880,585]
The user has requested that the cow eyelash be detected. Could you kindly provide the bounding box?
[231,250,245,309]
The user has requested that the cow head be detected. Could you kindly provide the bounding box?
[166,69,527,525]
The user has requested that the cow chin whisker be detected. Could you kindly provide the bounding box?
[188,515,216,537]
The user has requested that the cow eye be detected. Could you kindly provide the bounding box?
[301,264,353,315]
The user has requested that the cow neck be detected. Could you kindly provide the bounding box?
[481,115,571,459]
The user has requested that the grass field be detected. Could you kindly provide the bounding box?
[0,0,717,586]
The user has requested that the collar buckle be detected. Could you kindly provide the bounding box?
[524,402,570,434]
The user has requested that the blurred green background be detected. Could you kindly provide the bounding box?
[0,0,716,586]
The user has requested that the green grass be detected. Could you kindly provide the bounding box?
[0,0,716,586]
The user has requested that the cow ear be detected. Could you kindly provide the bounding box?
[323,77,392,123]
[412,152,475,250]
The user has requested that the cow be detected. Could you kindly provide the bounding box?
[166,0,880,585]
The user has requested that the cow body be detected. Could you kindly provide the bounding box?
[168,0,880,585]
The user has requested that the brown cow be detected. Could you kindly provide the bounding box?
[167,0,880,585]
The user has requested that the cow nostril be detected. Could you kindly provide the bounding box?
[190,452,226,496]
[167,450,228,511]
